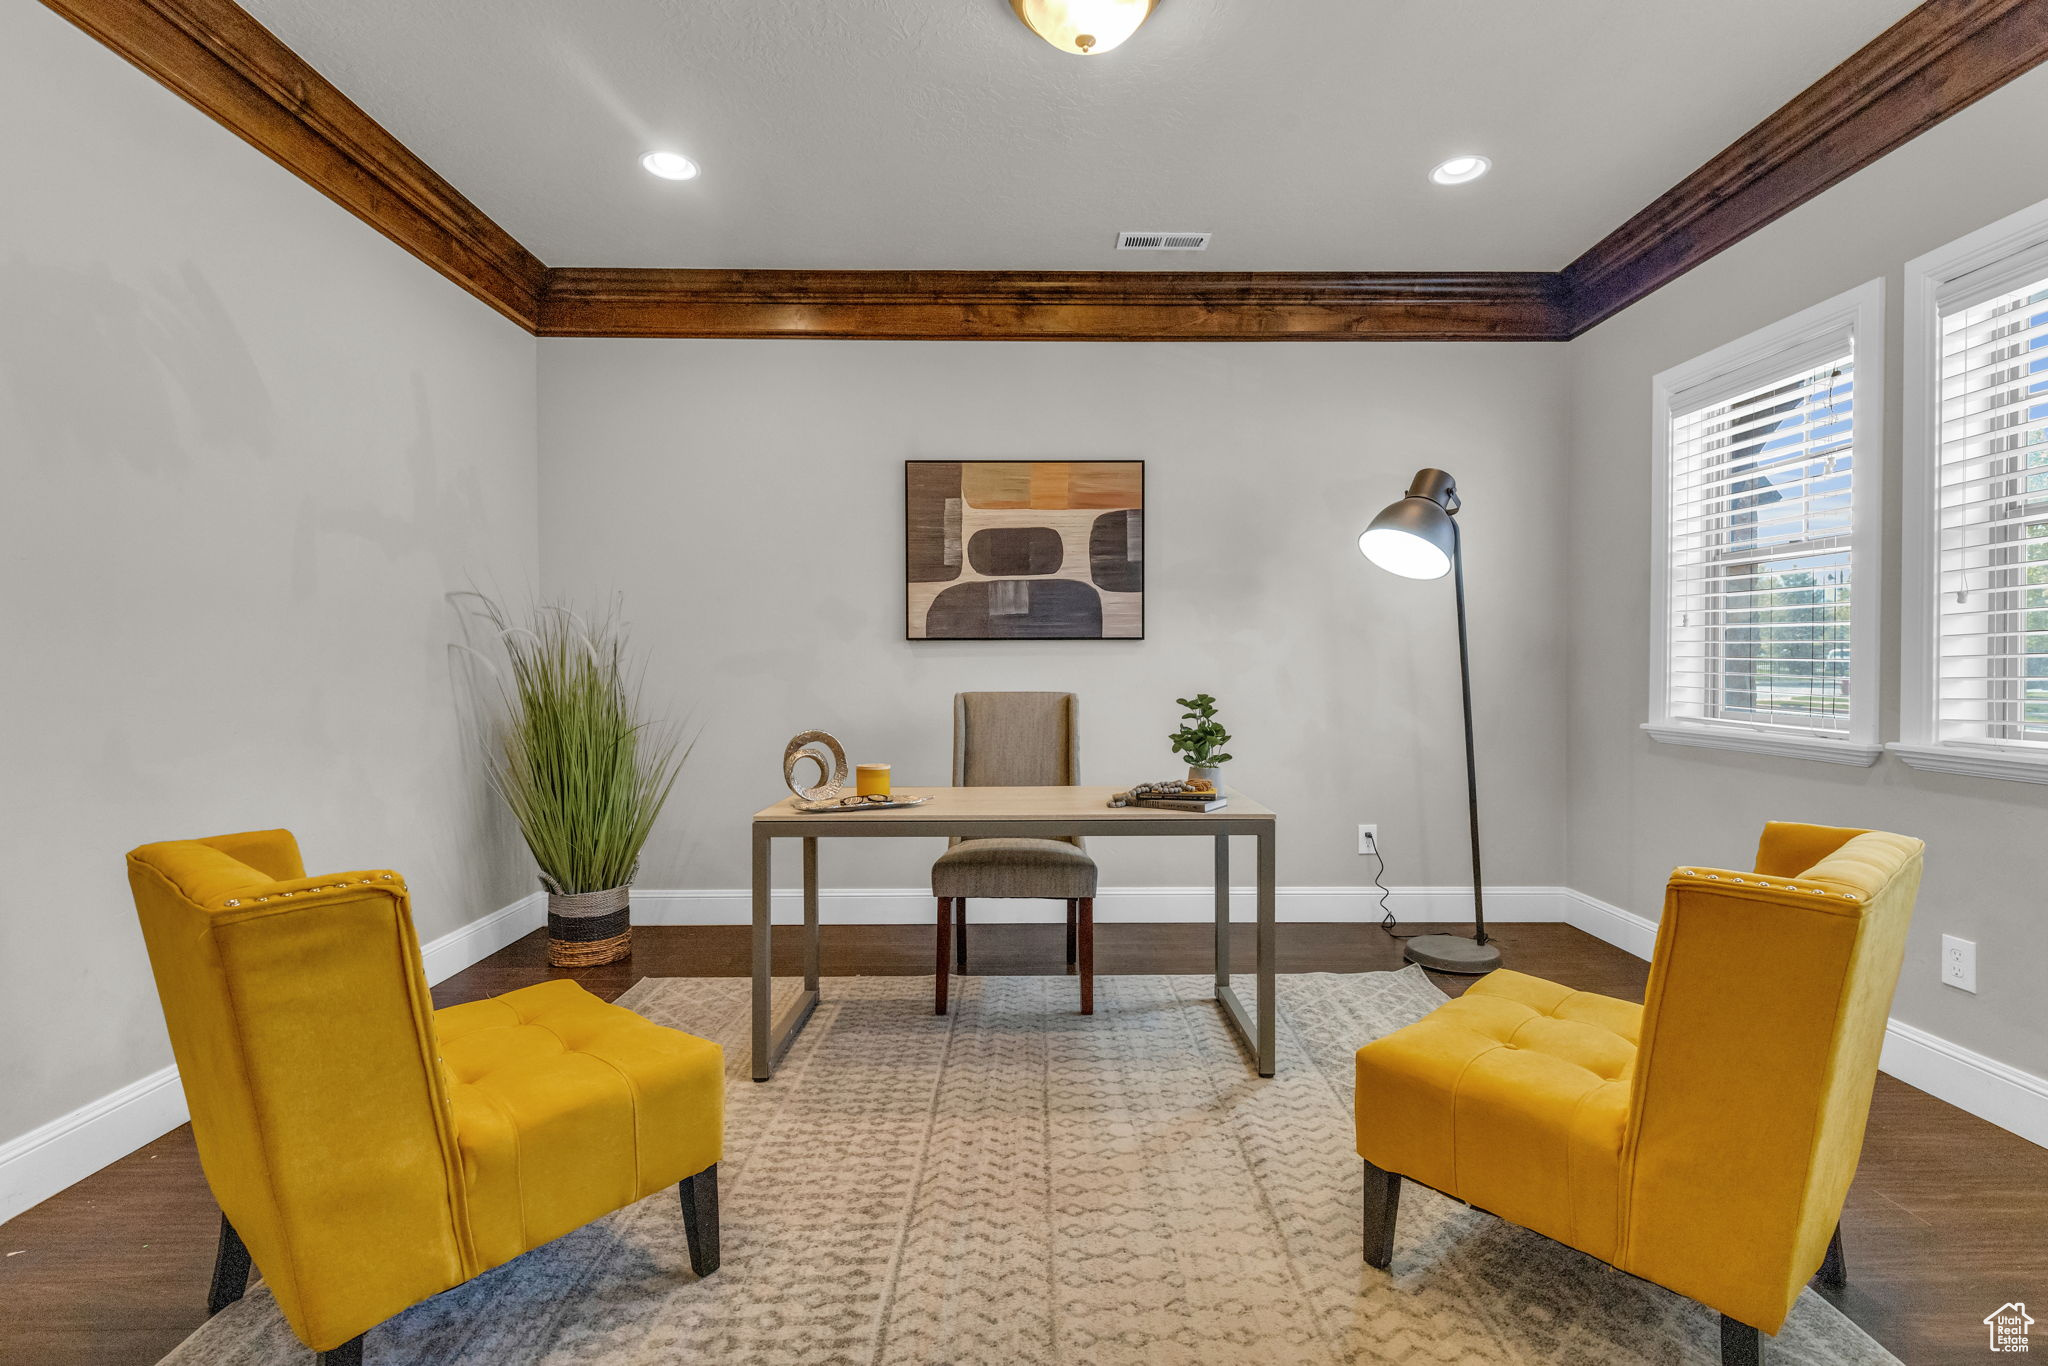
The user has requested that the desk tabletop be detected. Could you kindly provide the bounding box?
[750,785,1274,829]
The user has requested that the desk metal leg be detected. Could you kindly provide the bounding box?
[1213,830,1274,1076]
[751,830,772,1081]
[1213,834,1230,997]
[1256,827,1276,1076]
[802,837,820,993]
[1216,830,1277,1075]
[752,830,821,1082]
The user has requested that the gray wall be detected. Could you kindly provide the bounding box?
[1564,64,2048,1076]
[0,6,539,1143]
[538,339,1572,893]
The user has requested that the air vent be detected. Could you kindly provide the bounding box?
[1116,231,1212,251]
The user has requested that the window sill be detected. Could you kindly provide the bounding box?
[1641,722,1882,766]
[1887,742,2048,785]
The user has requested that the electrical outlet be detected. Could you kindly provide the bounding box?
[1357,824,1379,856]
[1941,935,1977,993]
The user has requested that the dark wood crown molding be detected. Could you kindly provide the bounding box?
[1563,0,2048,335]
[42,0,545,329]
[537,269,1569,341]
[41,0,2048,341]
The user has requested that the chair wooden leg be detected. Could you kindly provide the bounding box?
[679,1164,720,1277]
[1720,1315,1764,1366]
[1077,897,1094,1015]
[935,898,952,1015]
[1814,1220,1846,1288]
[956,898,968,969]
[1065,900,1077,969]
[1361,1159,1401,1269]
[317,1336,365,1365]
[207,1214,251,1316]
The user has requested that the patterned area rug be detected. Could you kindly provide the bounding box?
[161,970,1894,1364]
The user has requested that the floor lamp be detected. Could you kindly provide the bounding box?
[1357,468,1502,975]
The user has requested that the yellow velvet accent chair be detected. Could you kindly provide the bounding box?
[1354,822,1923,1365]
[126,830,725,1365]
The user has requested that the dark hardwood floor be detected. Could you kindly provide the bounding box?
[2,921,2040,1365]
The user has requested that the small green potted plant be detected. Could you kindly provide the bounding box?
[1169,693,1233,792]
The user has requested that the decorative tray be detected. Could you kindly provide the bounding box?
[788,794,934,814]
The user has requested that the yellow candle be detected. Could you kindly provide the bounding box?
[856,763,892,798]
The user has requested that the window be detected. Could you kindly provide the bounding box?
[1647,281,1885,764]
[1897,200,2048,783]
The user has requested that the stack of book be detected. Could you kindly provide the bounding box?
[1108,780,1228,813]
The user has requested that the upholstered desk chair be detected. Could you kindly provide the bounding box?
[930,691,1098,1016]
[1355,822,1922,1366]
[126,830,725,1364]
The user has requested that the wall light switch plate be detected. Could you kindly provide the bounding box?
[1357,824,1378,855]
[1941,934,1977,993]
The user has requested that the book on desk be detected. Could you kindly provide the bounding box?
[1108,780,1228,813]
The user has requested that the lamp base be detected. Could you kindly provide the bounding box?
[1402,933,1502,975]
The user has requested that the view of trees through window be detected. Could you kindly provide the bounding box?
[1669,355,1855,732]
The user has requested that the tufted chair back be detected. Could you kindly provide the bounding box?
[126,830,471,1351]
[1620,822,1923,1334]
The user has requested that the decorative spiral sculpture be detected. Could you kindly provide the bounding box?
[783,730,849,802]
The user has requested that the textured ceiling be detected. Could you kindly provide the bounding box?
[238,0,1921,272]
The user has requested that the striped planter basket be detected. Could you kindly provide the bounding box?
[544,880,632,967]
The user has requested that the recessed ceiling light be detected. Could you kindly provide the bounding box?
[640,151,700,181]
[1429,155,1490,186]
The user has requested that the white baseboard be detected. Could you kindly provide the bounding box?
[417,891,546,982]
[1557,887,1661,959]
[1557,888,2048,1150]
[8,881,2043,1225]
[628,884,1571,926]
[0,890,548,1226]
[1879,1017,2048,1148]
[0,1063,186,1229]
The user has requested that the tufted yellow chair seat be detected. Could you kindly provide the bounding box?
[1354,824,1926,1359]
[1357,970,1641,1263]
[126,830,728,1359]
[436,980,724,1270]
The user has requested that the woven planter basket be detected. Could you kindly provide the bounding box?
[544,881,632,967]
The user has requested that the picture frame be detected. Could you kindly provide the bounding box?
[904,460,1145,640]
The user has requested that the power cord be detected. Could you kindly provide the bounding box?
[1368,835,1420,941]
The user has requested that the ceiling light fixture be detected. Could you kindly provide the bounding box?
[1009,0,1158,55]
[640,151,700,181]
[1429,155,1491,186]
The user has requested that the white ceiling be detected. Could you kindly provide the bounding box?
[240,0,1921,272]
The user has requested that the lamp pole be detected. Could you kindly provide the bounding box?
[1451,517,1488,946]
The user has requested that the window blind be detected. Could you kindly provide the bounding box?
[1666,346,1857,735]
[1931,273,2048,746]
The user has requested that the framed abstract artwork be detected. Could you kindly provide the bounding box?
[905,460,1144,640]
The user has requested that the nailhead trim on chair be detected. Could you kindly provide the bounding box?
[1671,867,1862,902]
[237,874,406,908]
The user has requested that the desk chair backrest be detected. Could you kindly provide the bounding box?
[952,691,1080,787]
[1622,821,1923,1333]
[125,830,470,1350]
[952,692,1080,849]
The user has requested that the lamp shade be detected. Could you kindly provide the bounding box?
[1358,468,1459,580]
